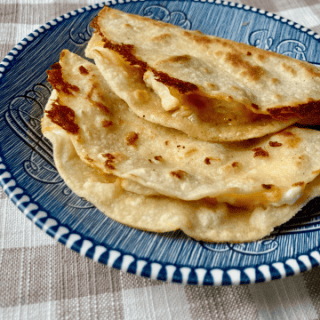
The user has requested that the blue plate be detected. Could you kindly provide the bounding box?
[1,0,320,286]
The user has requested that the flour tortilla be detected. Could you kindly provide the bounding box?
[42,113,320,243]
[43,50,320,208]
[86,7,320,142]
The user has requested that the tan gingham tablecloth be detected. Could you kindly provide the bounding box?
[2,1,320,319]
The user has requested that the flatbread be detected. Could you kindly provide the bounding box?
[43,50,320,208]
[42,109,320,243]
[85,7,320,142]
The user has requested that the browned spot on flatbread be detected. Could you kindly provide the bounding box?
[282,62,297,76]
[225,52,265,81]
[125,132,139,146]
[91,16,99,29]
[269,141,282,147]
[160,55,192,64]
[277,130,301,148]
[85,155,94,162]
[292,181,304,187]
[257,54,266,62]
[232,162,239,168]
[154,156,163,161]
[184,148,197,157]
[79,65,89,75]
[204,157,220,165]
[134,89,150,103]
[170,170,186,179]
[303,63,320,77]
[47,63,80,95]
[45,100,79,134]
[102,120,113,128]
[252,147,269,158]
[152,69,198,94]
[102,153,115,160]
[151,33,172,42]
[205,82,218,90]
[267,100,320,121]
[240,66,265,81]
[105,160,115,170]
[262,184,273,190]
[271,78,280,85]
[182,31,213,45]
[92,101,110,115]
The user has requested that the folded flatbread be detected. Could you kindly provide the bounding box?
[43,50,320,209]
[42,88,320,243]
[85,7,320,142]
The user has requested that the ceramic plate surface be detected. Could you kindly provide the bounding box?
[1,0,320,286]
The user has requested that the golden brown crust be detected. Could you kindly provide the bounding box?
[225,52,266,82]
[151,33,172,42]
[102,120,113,127]
[292,181,305,187]
[47,63,80,95]
[45,100,79,134]
[125,131,139,146]
[79,65,89,75]
[170,170,186,179]
[267,100,320,121]
[269,141,282,147]
[92,101,110,115]
[252,147,269,158]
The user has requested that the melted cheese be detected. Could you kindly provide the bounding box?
[215,185,303,208]
[143,71,180,111]
[273,186,303,207]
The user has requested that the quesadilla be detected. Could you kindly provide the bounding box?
[85,7,320,142]
[43,50,320,216]
[42,86,320,243]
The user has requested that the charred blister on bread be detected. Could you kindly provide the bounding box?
[125,131,139,146]
[45,100,79,134]
[170,170,186,179]
[252,147,269,158]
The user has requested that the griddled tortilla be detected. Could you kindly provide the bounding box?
[42,100,320,243]
[85,7,320,142]
[42,50,320,209]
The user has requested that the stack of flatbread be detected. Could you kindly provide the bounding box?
[41,7,320,242]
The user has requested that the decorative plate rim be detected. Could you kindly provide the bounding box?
[1,0,320,286]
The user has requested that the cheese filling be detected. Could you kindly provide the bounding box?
[144,70,268,125]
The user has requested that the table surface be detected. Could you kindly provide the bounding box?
[2,0,320,319]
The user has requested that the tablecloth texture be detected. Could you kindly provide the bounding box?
[2,0,320,319]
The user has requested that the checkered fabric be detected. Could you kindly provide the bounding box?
[1,1,320,319]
